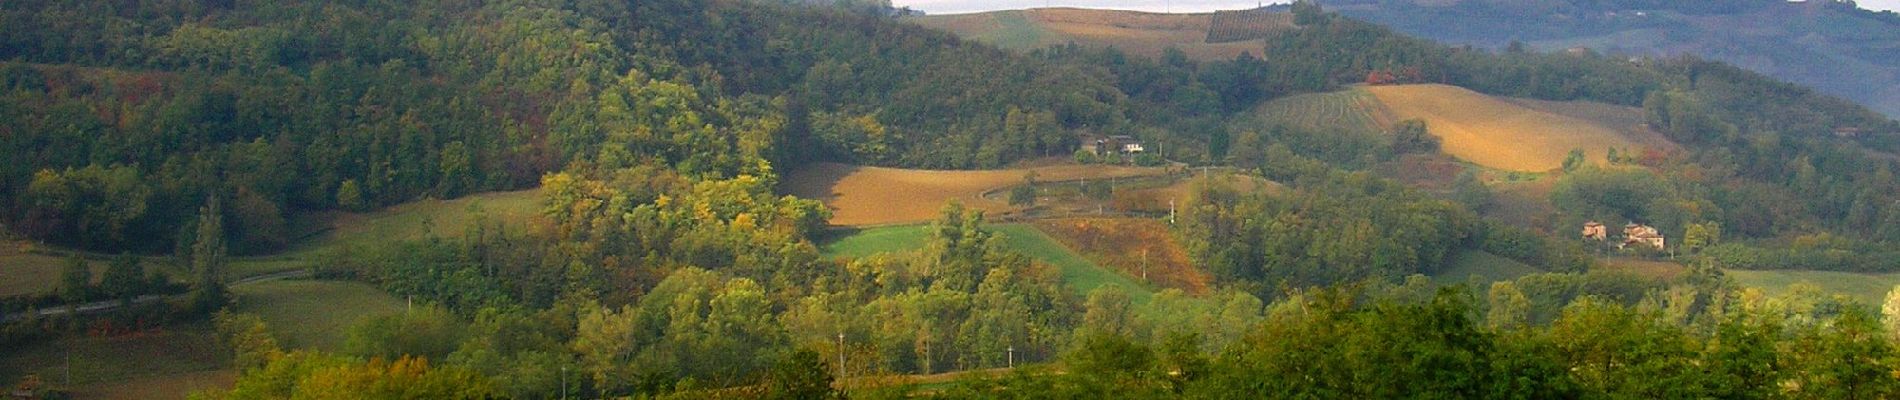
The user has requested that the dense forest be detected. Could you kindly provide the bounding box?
[3,0,1900,398]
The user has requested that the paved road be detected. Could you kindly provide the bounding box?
[2,269,312,323]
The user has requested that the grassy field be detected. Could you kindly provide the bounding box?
[81,370,234,400]
[816,223,1155,301]
[1247,88,1395,135]
[908,8,1282,60]
[818,225,933,260]
[230,280,406,352]
[1599,257,1686,281]
[0,323,226,399]
[783,162,1170,227]
[1430,250,1544,286]
[282,189,542,256]
[1728,269,1900,307]
[0,243,104,298]
[1033,218,1207,295]
[1365,84,1652,172]
[2,189,541,299]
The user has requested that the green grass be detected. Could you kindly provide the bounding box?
[1727,269,1900,307]
[1430,250,1544,286]
[819,225,932,260]
[283,189,541,256]
[0,322,225,390]
[230,280,405,352]
[817,224,1155,302]
[0,250,102,298]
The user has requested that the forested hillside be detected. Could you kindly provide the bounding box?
[0,0,1131,255]
[4,0,1900,398]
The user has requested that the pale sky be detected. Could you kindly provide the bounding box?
[892,0,1900,15]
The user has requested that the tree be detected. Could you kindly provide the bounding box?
[1884,285,1900,343]
[765,349,837,400]
[336,179,366,211]
[1562,148,1587,173]
[1486,281,1530,330]
[188,196,229,314]
[1452,170,1492,211]
[101,253,145,304]
[572,303,636,396]
[1682,222,1720,254]
[1009,173,1037,207]
[214,311,284,372]
[58,255,91,304]
[1391,119,1437,154]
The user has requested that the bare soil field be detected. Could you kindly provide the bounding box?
[1365,84,1653,172]
[782,163,1171,226]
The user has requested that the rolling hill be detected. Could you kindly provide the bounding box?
[906,8,1293,60]
[1244,84,1672,172]
[1299,0,1900,117]
[1364,84,1659,171]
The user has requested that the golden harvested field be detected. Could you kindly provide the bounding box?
[782,162,1171,226]
[1365,84,1652,172]
[908,8,1284,60]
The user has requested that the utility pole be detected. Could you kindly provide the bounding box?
[1008,345,1015,368]
[560,366,568,400]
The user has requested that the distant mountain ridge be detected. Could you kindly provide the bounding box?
[1280,0,1900,116]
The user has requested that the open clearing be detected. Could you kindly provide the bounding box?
[908,8,1287,60]
[230,280,406,352]
[0,243,103,298]
[1365,84,1653,172]
[80,369,234,400]
[816,223,1155,301]
[1430,250,1544,286]
[1728,269,1900,307]
[818,225,933,260]
[0,323,225,398]
[1033,218,1207,295]
[284,189,541,256]
[783,163,1171,227]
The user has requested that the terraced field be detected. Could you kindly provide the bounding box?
[1248,88,1395,135]
[1034,218,1207,295]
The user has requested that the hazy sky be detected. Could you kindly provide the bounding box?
[892,0,1900,15]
